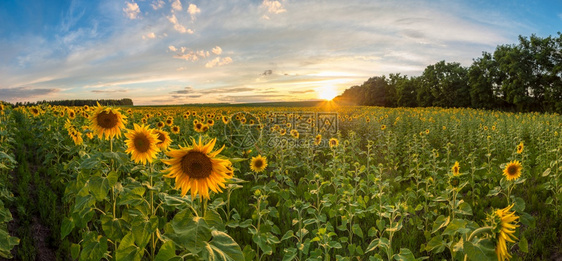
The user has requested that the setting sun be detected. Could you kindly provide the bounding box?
[318,86,338,101]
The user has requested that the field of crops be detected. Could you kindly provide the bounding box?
[0,102,561,260]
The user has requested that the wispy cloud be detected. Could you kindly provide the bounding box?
[91,89,128,93]
[262,0,286,14]
[142,32,156,39]
[170,0,182,11]
[170,86,194,94]
[188,4,201,21]
[0,87,60,100]
[167,14,193,34]
[1,0,556,105]
[151,0,165,10]
[200,87,254,94]
[211,46,222,55]
[123,1,140,20]
[290,89,314,94]
[205,57,233,68]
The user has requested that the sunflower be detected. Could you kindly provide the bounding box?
[250,155,268,173]
[329,138,339,148]
[83,127,94,140]
[451,161,460,176]
[89,104,127,140]
[29,107,41,117]
[194,122,205,133]
[152,129,172,150]
[222,116,230,124]
[207,119,215,126]
[124,124,160,165]
[157,121,165,129]
[516,142,524,154]
[165,117,174,126]
[68,109,76,119]
[314,134,322,146]
[171,125,180,134]
[381,125,386,130]
[503,160,522,181]
[69,130,83,145]
[490,204,519,261]
[290,129,299,139]
[65,120,83,145]
[162,137,233,199]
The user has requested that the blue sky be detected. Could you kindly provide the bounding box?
[1,0,561,105]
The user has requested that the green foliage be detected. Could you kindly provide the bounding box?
[336,33,562,113]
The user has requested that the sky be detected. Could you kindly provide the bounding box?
[1,0,561,105]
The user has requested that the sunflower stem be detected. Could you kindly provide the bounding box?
[149,163,156,261]
[463,226,494,261]
[202,197,208,218]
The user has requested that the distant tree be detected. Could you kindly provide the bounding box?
[390,74,418,107]
[334,33,562,113]
[468,52,501,109]
[418,61,469,108]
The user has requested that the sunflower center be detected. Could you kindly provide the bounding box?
[254,159,263,168]
[97,111,118,129]
[181,151,212,179]
[134,134,151,153]
[507,165,518,176]
[156,132,165,145]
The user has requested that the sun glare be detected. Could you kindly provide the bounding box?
[318,86,338,101]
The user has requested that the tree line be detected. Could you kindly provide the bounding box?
[335,33,562,113]
[8,98,134,107]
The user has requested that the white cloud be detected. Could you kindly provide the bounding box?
[262,0,286,14]
[151,0,165,10]
[212,46,222,55]
[142,32,156,39]
[171,0,182,11]
[167,14,193,33]
[171,46,226,65]
[187,4,201,20]
[123,1,140,20]
[205,57,233,68]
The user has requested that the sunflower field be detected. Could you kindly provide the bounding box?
[0,102,561,260]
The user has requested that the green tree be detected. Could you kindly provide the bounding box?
[419,61,470,108]
[468,52,500,109]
